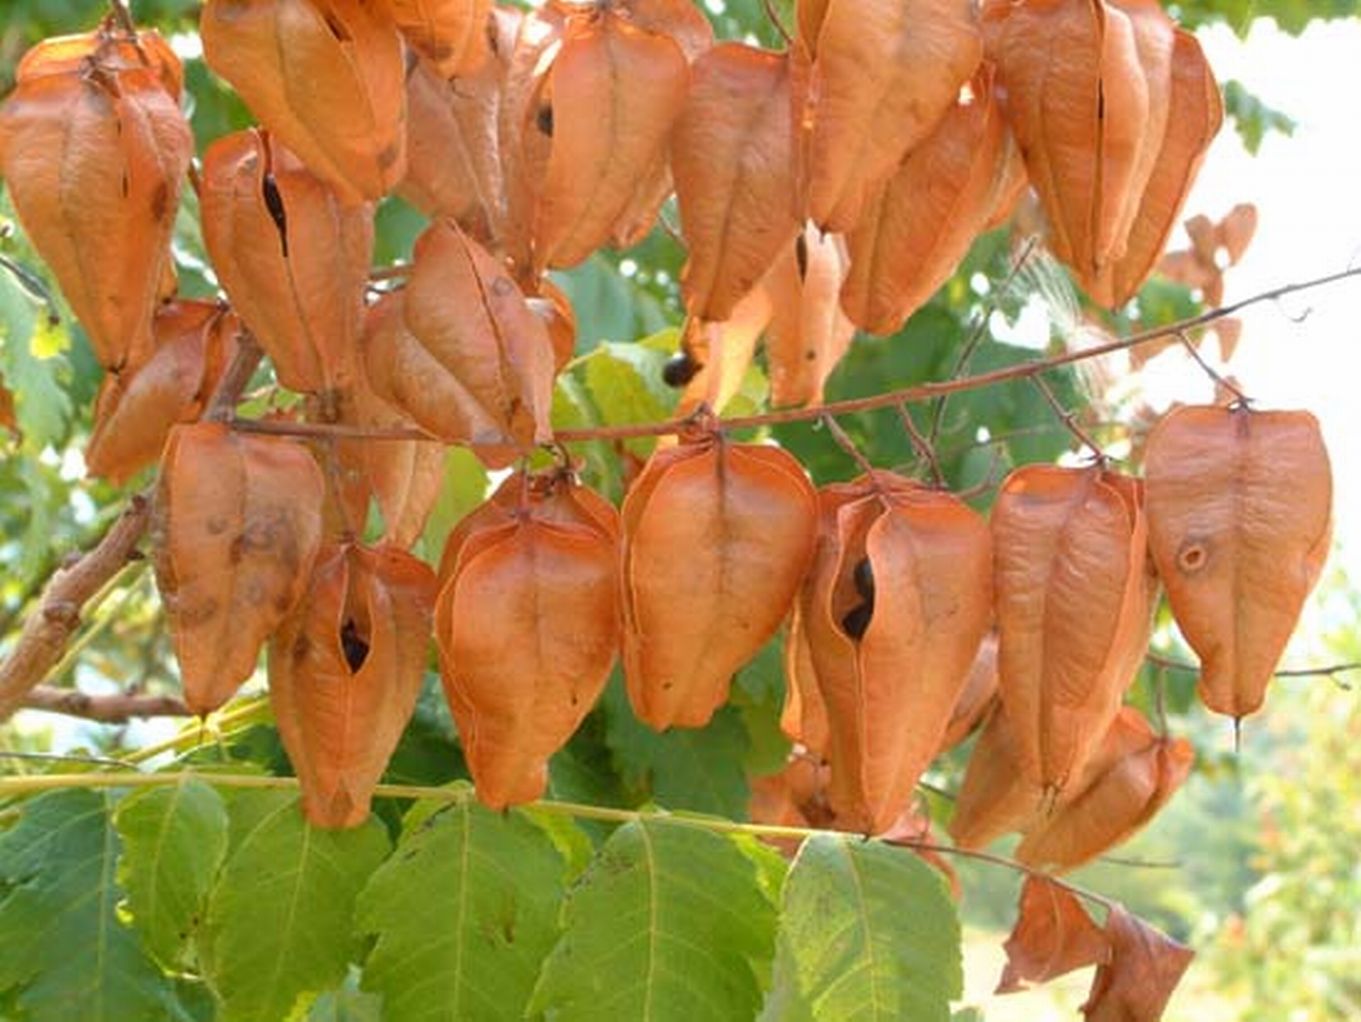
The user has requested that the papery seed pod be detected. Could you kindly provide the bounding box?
[435,472,621,809]
[380,0,493,77]
[997,876,1111,993]
[840,66,1025,336]
[794,0,983,232]
[1082,905,1194,1022]
[526,276,578,374]
[797,472,992,833]
[330,381,445,549]
[363,223,555,461]
[201,0,406,204]
[531,7,689,272]
[780,601,832,759]
[623,436,817,730]
[764,226,856,408]
[948,703,1045,849]
[398,52,507,245]
[983,0,1151,287]
[675,297,770,417]
[202,129,373,394]
[0,30,192,371]
[270,543,436,827]
[154,422,325,715]
[673,44,800,322]
[1090,27,1222,306]
[992,464,1155,794]
[938,632,1000,754]
[1144,405,1332,720]
[1016,710,1193,871]
[87,302,240,484]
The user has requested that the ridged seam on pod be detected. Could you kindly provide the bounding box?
[1144,404,1332,720]
[153,421,325,715]
[991,463,1154,795]
[435,472,621,809]
[269,543,436,827]
[622,436,817,730]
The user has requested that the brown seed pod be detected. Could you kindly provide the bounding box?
[0,28,191,371]
[622,436,817,730]
[201,129,373,394]
[153,422,325,715]
[435,472,621,809]
[379,0,493,78]
[997,876,1111,994]
[1082,905,1194,1022]
[1016,709,1193,871]
[983,0,1152,289]
[780,601,831,760]
[764,226,856,408]
[840,64,1024,336]
[948,702,1045,849]
[992,464,1156,794]
[937,632,1000,755]
[362,222,555,462]
[201,0,406,204]
[86,302,240,485]
[794,0,983,232]
[672,43,800,323]
[270,543,436,828]
[796,472,993,833]
[1144,405,1332,720]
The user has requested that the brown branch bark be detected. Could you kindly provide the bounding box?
[0,497,151,721]
[22,686,191,722]
[227,264,1361,446]
[1146,651,1361,683]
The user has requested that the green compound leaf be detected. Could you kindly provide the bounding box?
[197,789,390,1022]
[762,835,962,1022]
[355,796,571,1022]
[115,776,230,969]
[529,818,776,1021]
[0,789,180,1022]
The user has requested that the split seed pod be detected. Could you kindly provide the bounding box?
[983,0,1153,290]
[992,465,1156,794]
[948,703,1045,849]
[794,472,993,833]
[1016,708,1193,871]
[623,436,817,730]
[362,222,555,461]
[435,473,621,809]
[840,65,1025,336]
[87,302,240,484]
[201,0,406,204]
[0,29,192,371]
[380,0,493,78]
[794,0,983,232]
[202,129,373,394]
[154,422,325,715]
[764,226,856,408]
[1144,405,1332,720]
[672,44,800,322]
[270,543,436,828]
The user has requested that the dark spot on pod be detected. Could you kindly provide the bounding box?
[795,233,809,280]
[322,11,351,42]
[852,557,874,602]
[842,600,873,640]
[536,103,554,136]
[340,618,370,673]
[261,172,289,257]
[662,350,702,388]
[1176,537,1210,574]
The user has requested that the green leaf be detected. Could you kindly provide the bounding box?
[602,675,752,818]
[417,447,488,563]
[583,340,677,455]
[0,261,71,450]
[1222,80,1296,155]
[355,796,570,1022]
[197,789,390,1022]
[529,819,777,1021]
[732,637,793,777]
[0,789,179,1022]
[114,776,230,969]
[762,835,962,1022]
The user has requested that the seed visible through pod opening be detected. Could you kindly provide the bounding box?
[261,172,289,257]
[662,350,702,388]
[340,618,369,672]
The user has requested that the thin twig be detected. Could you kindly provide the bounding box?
[0,749,138,769]
[228,264,1361,447]
[760,0,793,44]
[1175,329,1250,406]
[22,686,191,722]
[1146,650,1361,687]
[928,236,1039,445]
[895,403,946,486]
[1031,373,1106,462]
[821,414,877,478]
[106,0,138,36]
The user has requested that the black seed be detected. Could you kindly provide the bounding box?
[662,351,702,387]
[261,172,289,257]
[841,600,873,640]
[340,619,369,673]
[536,104,554,136]
[852,557,875,602]
[795,232,809,280]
